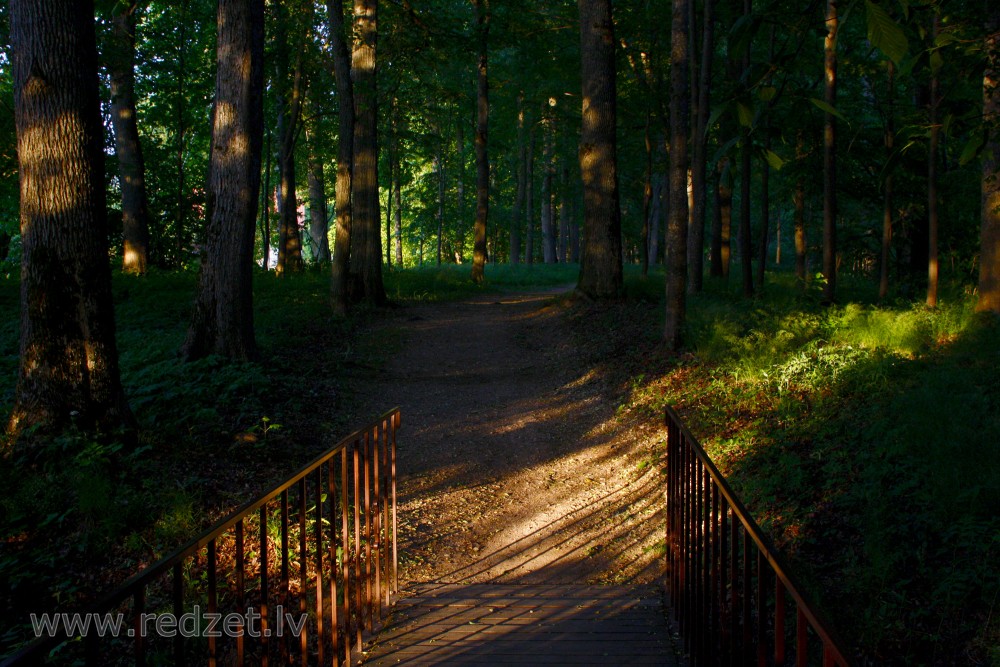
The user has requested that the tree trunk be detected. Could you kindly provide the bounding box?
[510,95,525,264]
[795,131,807,283]
[456,121,466,262]
[107,1,151,275]
[393,108,403,266]
[436,140,445,266]
[183,0,264,363]
[174,0,188,265]
[577,0,623,299]
[665,0,690,350]
[306,119,330,264]
[927,14,941,308]
[979,8,1000,314]
[711,157,732,279]
[8,0,134,439]
[541,112,556,264]
[260,129,272,270]
[351,0,386,303]
[558,160,569,262]
[275,4,305,276]
[641,113,652,276]
[737,0,753,298]
[822,0,839,303]
[327,0,354,312]
[649,172,664,266]
[470,0,490,284]
[880,61,895,301]
[689,0,715,292]
[525,116,535,265]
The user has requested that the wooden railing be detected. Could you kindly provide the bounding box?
[665,406,853,666]
[2,407,401,666]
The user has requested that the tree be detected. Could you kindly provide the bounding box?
[688,0,715,292]
[182,0,265,361]
[470,0,491,284]
[665,0,689,349]
[980,6,1000,314]
[327,0,354,312]
[822,0,839,303]
[7,0,134,439]
[274,0,307,275]
[351,0,387,302]
[106,0,151,275]
[576,0,623,299]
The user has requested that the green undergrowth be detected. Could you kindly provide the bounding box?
[608,271,999,665]
[383,262,579,301]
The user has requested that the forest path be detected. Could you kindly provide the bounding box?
[355,287,667,587]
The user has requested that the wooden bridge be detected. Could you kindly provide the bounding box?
[361,583,678,665]
[2,407,852,666]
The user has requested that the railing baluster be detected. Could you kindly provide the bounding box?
[260,504,270,667]
[775,581,787,667]
[298,478,308,667]
[134,587,145,667]
[796,606,808,667]
[236,520,245,667]
[207,540,217,667]
[172,562,184,666]
[353,438,362,654]
[315,467,325,667]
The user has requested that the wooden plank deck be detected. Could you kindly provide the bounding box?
[361,583,681,666]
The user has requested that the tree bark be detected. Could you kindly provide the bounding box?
[107,1,151,275]
[689,0,715,292]
[710,157,732,279]
[577,0,623,299]
[275,2,305,275]
[436,138,445,266]
[393,104,403,266]
[880,61,895,301]
[927,14,941,308]
[541,111,556,264]
[558,160,569,262]
[665,0,690,349]
[795,130,807,283]
[8,0,134,439]
[183,0,264,363]
[510,95,525,264]
[822,0,839,303]
[306,118,330,264]
[456,121,465,262]
[470,0,491,284]
[351,0,386,303]
[525,115,535,265]
[980,7,1000,314]
[327,0,354,312]
[738,0,753,298]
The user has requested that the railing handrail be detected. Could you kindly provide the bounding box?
[2,406,402,666]
[665,405,854,666]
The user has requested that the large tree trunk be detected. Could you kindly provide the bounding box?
[510,95,525,264]
[689,0,715,292]
[822,0,839,303]
[107,1,151,275]
[738,0,753,298]
[8,0,134,440]
[327,0,354,312]
[980,8,1000,314]
[183,0,264,362]
[665,0,690,349]
[470,0,491,284]
[880,61,895,301]
[351,0,386,302]
[927,14,941,307]
[576,0,623,299]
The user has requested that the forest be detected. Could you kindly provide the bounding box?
[0,0,999,664]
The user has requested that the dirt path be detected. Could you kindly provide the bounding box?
[357,288,666,587]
